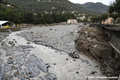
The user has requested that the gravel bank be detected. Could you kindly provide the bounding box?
[19,24,83,53]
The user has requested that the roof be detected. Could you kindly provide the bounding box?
[0,21,8,25]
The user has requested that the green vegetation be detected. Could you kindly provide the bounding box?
[0,0,110,24]
[90,14,108,23]
[0,2,21,23]
[0,2,75,24]
[108,0,120,22]
[109,0,120,14]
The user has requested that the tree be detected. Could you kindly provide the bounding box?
[109,0,120,14]
[101,14,108,21]
[109,0,120,22]
[90,16,102,23]
[0,2,76,24]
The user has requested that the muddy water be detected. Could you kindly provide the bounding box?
[0,24,107,80]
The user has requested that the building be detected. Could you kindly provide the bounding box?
[0,21,15,29]
[102,17,114,25]
[67,19,78,24]
[79,16,86,21]
[76,13,86,21]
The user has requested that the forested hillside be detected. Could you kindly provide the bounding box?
[0,1,76,24]
[4,0,97,14]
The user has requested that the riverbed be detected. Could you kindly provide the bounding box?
[0,24,106,80]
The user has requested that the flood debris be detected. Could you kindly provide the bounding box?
[69,51,79,59]
[75,27,120,77]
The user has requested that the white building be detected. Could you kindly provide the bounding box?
[67,19,78,24]
[102,17,114,25]
[0,21,15,28]
[7,4,11,7]
[79,16,86,21]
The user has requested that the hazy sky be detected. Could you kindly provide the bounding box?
[69,0,115,5]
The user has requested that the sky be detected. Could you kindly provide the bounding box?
[69,0,115,5]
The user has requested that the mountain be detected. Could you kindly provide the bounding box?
[4,0,97,15]
[78,2,108,14]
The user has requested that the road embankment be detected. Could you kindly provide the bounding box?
[75,25,120,79]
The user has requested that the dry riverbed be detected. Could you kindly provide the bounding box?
[0,24,107,80]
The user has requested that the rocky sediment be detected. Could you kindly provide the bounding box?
[0,32,57,80]
[18,24,82,54]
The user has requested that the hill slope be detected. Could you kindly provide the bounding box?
[4,0,97,14]
[78,2,108,14]
[0,1,78,24]
[0,1,23,22]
